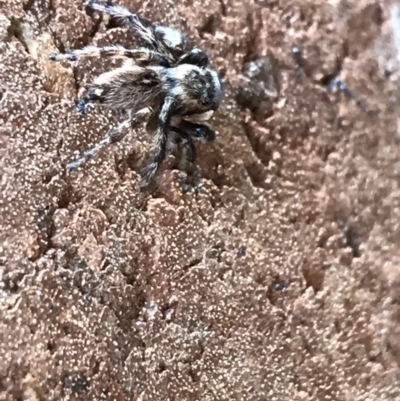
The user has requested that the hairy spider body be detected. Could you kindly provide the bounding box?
[80,63,221,116]
[50,0,222,189]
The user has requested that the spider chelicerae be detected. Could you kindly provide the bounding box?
[50,0,223,190]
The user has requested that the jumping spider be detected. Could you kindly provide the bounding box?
[50,0,222,190]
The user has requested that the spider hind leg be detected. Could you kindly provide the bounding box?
[67,107,151,171]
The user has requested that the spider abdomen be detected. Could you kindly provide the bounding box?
[91,65,163,111]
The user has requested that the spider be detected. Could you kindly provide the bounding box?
[50,0,222,190]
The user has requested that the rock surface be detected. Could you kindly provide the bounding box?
[1,0,400,400]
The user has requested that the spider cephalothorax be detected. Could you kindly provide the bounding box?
[50,0,222,189]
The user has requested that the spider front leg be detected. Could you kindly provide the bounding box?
[177,48,209,67]
[86,0,187,57]
[86,0,158,48]
[67,107,152,172]
[139,97,176,189]
[178,120,216,143]
[171,121,215,193]
[50,45,170,67]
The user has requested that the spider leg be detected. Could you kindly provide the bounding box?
[172,128,197,174]
[67,107,152,172]
[177,48,209,67]
[171,120,217,192]
[50,45,170,67]
[139,97,176,189]
[86,1,187,56]
[86,0,159,48]
[178,120,216,143]
[171,125,204,193]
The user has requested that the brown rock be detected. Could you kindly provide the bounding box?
[147,198,180,227]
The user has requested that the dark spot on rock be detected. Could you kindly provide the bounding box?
[273,279,289,291]
[157,361,167,373]
[198,13,221,37]
[63,373,91,393]
[237,245,246,257]
[337,218,361,257]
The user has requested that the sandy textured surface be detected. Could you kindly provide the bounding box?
[1,0,400,400]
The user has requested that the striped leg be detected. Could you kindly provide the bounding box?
[86,0,159,48]
[171,123,209,193]
[171,128,197,174]
[86,1,187,56]
[139,97,176,189]
[178,120,216,143]
[67,107,152,172]
[50,45,169,67]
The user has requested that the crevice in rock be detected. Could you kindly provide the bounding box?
[243,162,268,190]
[218,0,227,17]
[6,17,29,53]
[86,4,103,39]
[198,13,221,38]
[71,65,82,94]
[182,257,202,272]
[302,265,325,292]
[187,365,200,383]
[317,143,336,162]
[22,0,35,12]
[241,121,272,167]
[242,12,261,63]
[208,171,227,189]
[56,137,63,157]
[2,268,26,294]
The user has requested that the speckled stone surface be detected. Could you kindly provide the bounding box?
[1,0,400,400]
